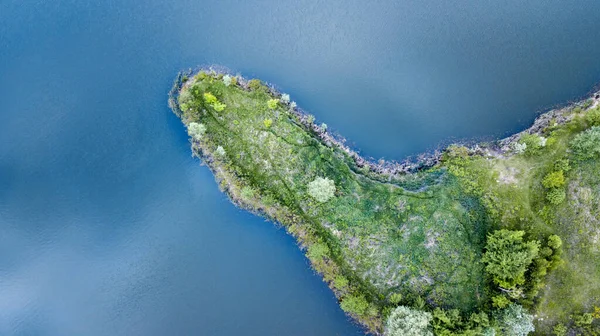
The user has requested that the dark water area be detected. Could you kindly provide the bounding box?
[1,0,599,335]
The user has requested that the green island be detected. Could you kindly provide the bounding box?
[169,68,600,335]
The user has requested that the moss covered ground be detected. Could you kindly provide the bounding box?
[170,70,600,335]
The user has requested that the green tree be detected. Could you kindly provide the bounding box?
[482,230,540,289]
[386,306,433,336]
[571,126,600,160]
[307,177,336,203]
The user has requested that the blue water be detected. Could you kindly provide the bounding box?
[1,1,600,335]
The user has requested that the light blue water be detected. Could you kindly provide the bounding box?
[1,1,600,335]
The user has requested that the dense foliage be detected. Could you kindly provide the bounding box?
[170,70,600,335]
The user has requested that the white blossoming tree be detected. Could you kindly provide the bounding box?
[386,306,433,336]
[223,74,232,86]
[187,122,206,141]
[281,93,290,104]
[215,146,226,156]
[307,177,336,203]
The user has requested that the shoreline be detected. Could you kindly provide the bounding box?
[170,66,600,177]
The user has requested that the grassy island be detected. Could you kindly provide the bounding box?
[169,68,600,335]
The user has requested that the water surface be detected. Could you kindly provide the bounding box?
[1,1,600,335]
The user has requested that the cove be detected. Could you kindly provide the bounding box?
[1,0,600,335]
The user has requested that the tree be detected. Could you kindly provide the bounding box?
[494,304,535,336]
[542,171,565,189]
[482,230,540,289]
[187,122,206,141]
[571,126,600,160]
[307,177,336,203]
[386,306,433,336]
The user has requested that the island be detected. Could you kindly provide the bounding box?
[169,68,600,335]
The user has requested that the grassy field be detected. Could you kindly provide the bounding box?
[170,70,600,335]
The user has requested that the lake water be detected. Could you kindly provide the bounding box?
[1,1,600,335]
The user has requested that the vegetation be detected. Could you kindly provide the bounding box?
[170,69,600,335]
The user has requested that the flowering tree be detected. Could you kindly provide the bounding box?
[307,177,335,202]
[386,306,433,336]
[187,122,206,141]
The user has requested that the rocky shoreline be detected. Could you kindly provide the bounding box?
[170,66,600,179]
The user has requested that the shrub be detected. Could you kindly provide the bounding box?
[187,122,206,141]
[553,323,567,336]
[586,107,600,126]
[307,177,336,203]
[513,142,527,154]
[333,276,349,289]
[215,146,226,156]
[203,92,218,104]
[267,99,279,109]
[248,79,262,90]
[547,235,563,250]
[571,126,600,160]
[389,293,403,305]
[546,188,566,205]
[340,295,369,316]
[212,101,226,112]
[307,242,330,260]
[222,74,232,86]
[281,93,290,104]
[542,171,565,189]
[386,306,433,336]
[263,119,273,128]
[519,134,545,155]
[554,159,571,172]
[492,294,511,308]
[240,186,255,200]
[482,230,540,289]
[494,304,535,336]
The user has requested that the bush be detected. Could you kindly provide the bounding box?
[248,79,262,90]
[389,293,403,305]
[586,107,600,126]
[187,122,206,141]
[386,306,433,336]
[492,294,511,308]
[307,242,330,260]
[340,295,369,316]
[267,99,279,109]
[554,159,571,172]
[203,92,218,104]
[334,276,349,290]
[482,230,540,289]
[263,119,273,128]
[307,177,336,203]
[519,134,546,155]
[571,126,600,160]
[215,146,226,156]
[546,188,566,205]
[553,323,567,336]
[542,171,565,189]
[212,101,226,112]
[222,74,232,86]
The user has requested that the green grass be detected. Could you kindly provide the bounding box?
[170,70,600,335]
